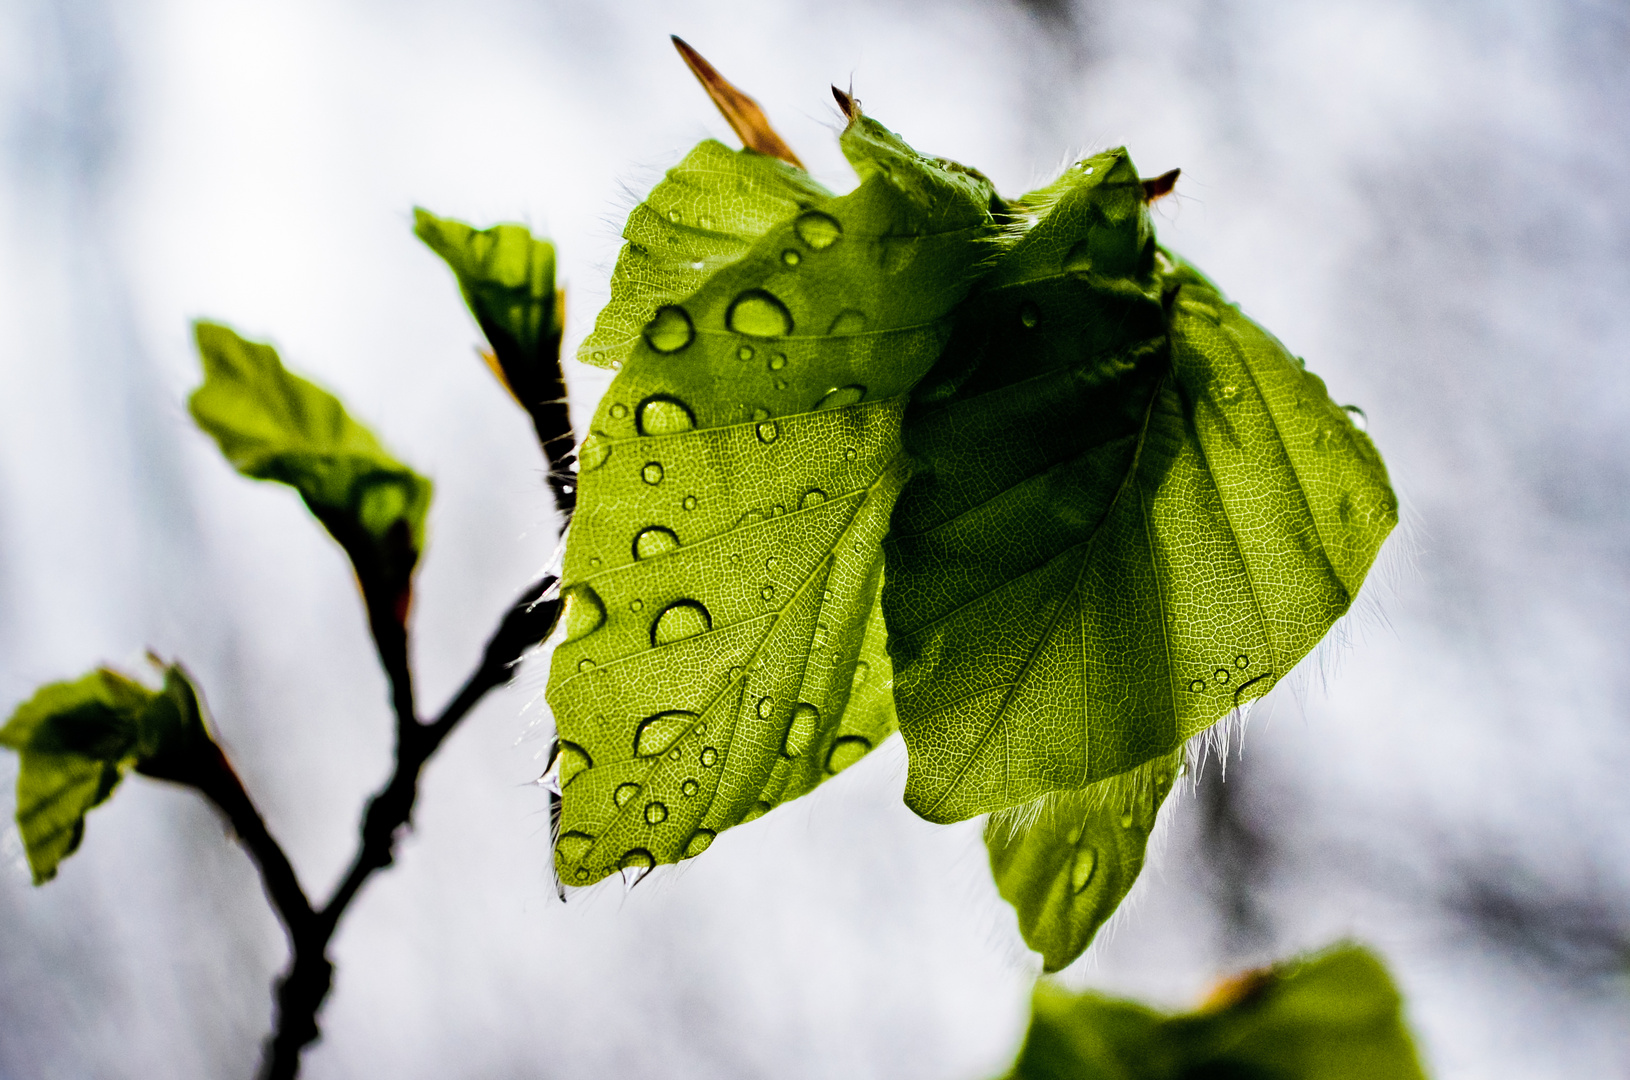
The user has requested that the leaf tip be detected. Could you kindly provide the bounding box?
[831,84,859,121]
[671,35,805,169]
[1141,167,1180,203]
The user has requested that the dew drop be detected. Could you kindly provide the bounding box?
[1188,678,1206,692]
[727,289,793,337]
[544,741,593,793]
[1019,301,1040,329]
[635,710,699,757]
[643,305,695,353]
[1343,404,1369,431]
[682,495,698,511]
[765,557,780,571]
[681,779,699,797]
[644,801,668,825]
[619,849,655,888]
[1071,847,1099,893]
[682,829,715,858]
[637,395,696,436]
[574,867,589,880]
[641,462,665,485]
[697,214,713,229]
[756,696,776,721]
[576,658,595,672]
[800,488,827,508]
[667,747,682,761]
[592,350,605,363]
[727,666,744,681]
[700,746,718,767]
[633,526,680,560]
[666,208,682,223]
[577,433,611,472]
[773,378,788,390]
[756,421,780,444]
[560,585,606,643]
[760,585,777,601]
[825,735,871,775]
[843,447,857,461]
[556,831,594,863]
[1213,668,1231,684]
[737,344,755,361]
[651,599,711,646]
[795,211,842,250]
[828,309,867,335]
[781,249,801,266]
[768,353,787,371]
[784,703,819,757]
[1235,654,1250,668]
[614,782,641,808]
[609,402,629,419]
[815,385,866,411]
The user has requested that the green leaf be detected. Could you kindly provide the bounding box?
[413,211,572,465]
[190,323,433,636]
[575,139,832,371]
[884,149,1397,822]
[546,110,1000,885]
[1002,944,1430,1080]
[988,745,1182,973]
[0,662,213,884]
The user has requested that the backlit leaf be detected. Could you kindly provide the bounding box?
[190,323,433,639]
[547,108,999,885]
[884,150,1396,822]
[1002,943,1430,1079]
[988,745,1182,972]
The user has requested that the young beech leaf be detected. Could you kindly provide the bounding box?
[0,663,211,884]
[1001,944,1429,1080]
[884,150,1396,822]
[987,746,1182,972]
[413,211,571,470]
[547,108,999,886]
[190,323,433,636]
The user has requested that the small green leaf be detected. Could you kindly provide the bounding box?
[190,323,433,634]
[414,211,571,464]
[0,663,213,884]
[885,150,1396,822]
[988,746,1182,973]
[547,109,1000,885]
[1002,944,1430,1080]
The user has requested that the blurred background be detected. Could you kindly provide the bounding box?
[2,0,1628,1076]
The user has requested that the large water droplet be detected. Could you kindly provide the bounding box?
[1343,404,1369,431]
[681,779,699,797]
[577,433,611,472]
[643,305,695,353]
[800,489,828,509]
[619,849,655,888]
[577,658,595,673]
[784,703,819,758]
[560,585,605,643]
[756,421,780,444]
[650,599,711,646]
[637,395,696,436]
[828,309,867,335]
[641,462,665,485]
[795,211,842,250]
[614,782,641,808]
[727,290,793,337]
[556,831,594,863]
[757,695,775,720]
[700,746,718,767]
[815,385,866,411]
[542,741,593,794]
[635,710,699,757]
[825,735,871,775]
[644,801,668,825]
[682,829,715,859]
[1071,847,1099,893]
[1212,668,1231,684]
[633,526,680,560]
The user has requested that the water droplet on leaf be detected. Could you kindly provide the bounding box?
[795,211,842,249]
[1188,678,1206,692]
[556,831,594,863]
[737,344,755,361]
[781,249,801,266]
[682,829,715,858]
[609,402,629,419]
[666,209,681,223]
[1071,847,1098,893]
[727,289,793,337]
[828,309,867,335]
[619,849,654,888]
[800,489,827,508]
[815,385,866,410]
[1236,654,1249,668]
[633,526,680,560]
[760,585,776,601]
[651,600,711,646]
[682,495,698,511]
[560,585,605,643]
[578,434,611,472]
[637,395,696,436]
[756,421,780,444]
[825,736,870,774]
[768,353,787,371]
[643,305,695,353]
[635,710,699,757]
[641,462,665,485]
[1213,668,1231,683]
[681,779,699,797]
[784,703,818,757]
[614,783,641,808]
[576,658,595,672]
[700,746,718,767]
[644,802,668,825]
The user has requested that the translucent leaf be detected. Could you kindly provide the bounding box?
[987,746,1182,972]
[547,109,999,885]
[885,149,1397,822]
[190,323,433,633]
[1001,944,1430,1079]
[0,663,210,884]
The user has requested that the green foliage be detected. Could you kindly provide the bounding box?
[190,322,433,632]
[1001,944,1428,1080]
[0,662,209,884]
[988,746,1182,972]
[546,113,1000,885]
[885,152,1396,823]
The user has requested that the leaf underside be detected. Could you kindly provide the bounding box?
[884,151,1396,823]
[547,111,1000,885]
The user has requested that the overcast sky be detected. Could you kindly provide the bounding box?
[1,0,1627,1077]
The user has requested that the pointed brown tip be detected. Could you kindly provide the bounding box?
[671,36,805,170]
[831,85,858,121]
[1141,167,1180,203]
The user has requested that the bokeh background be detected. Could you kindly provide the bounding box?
[2,0,1628,1076]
